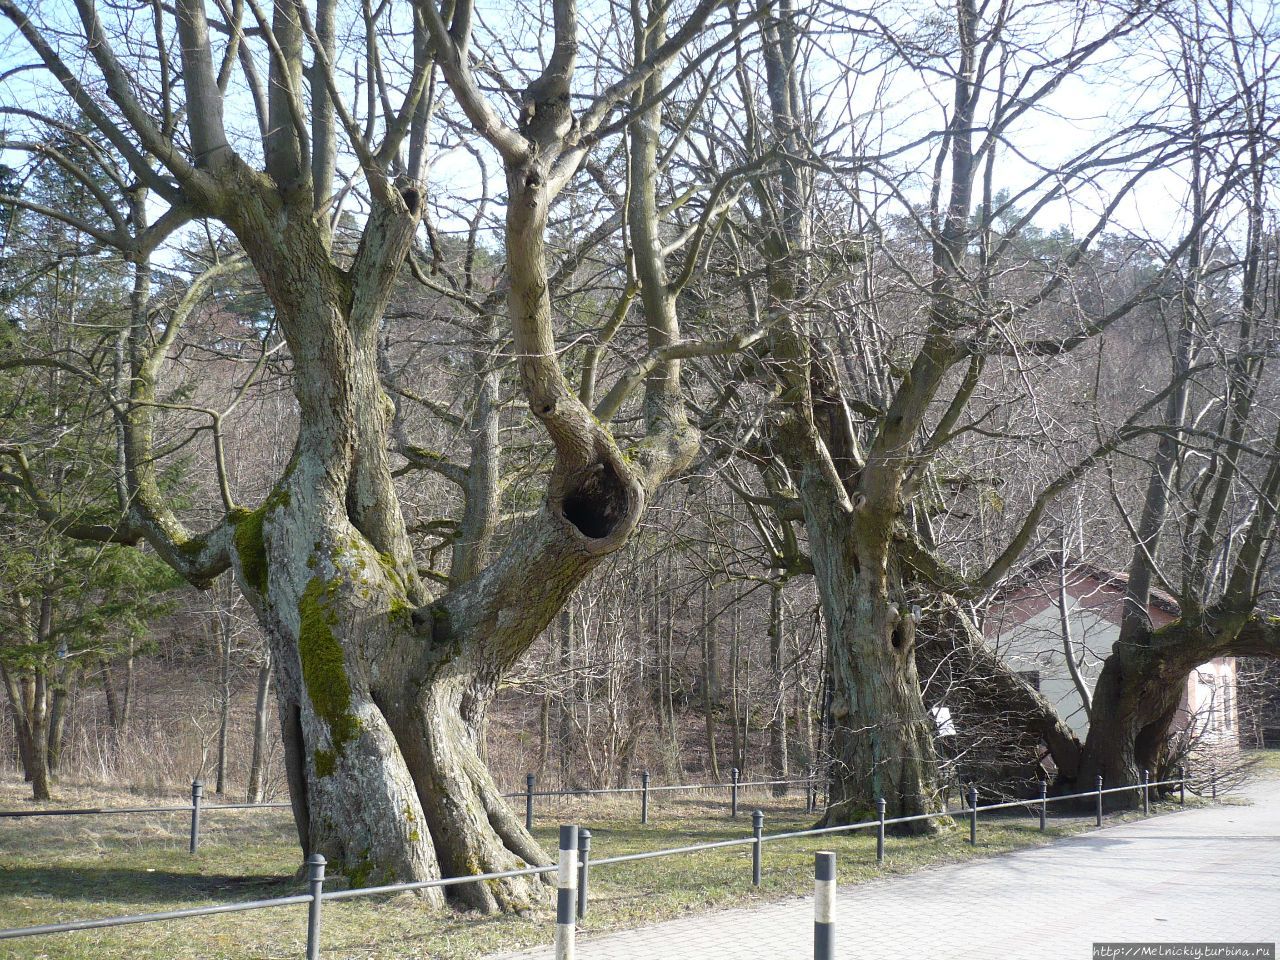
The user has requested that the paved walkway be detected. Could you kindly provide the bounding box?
[491,780,1280,960]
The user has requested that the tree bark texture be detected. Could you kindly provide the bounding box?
[802,487,944,828]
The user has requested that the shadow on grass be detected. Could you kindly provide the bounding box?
[0,864,296,908]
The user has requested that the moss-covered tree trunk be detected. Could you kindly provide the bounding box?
[0,0,703,911]
[199,144,682,905]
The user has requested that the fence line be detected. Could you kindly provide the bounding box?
[0,769,1199,954]
[509,767,821,830]
[0,770,815,855]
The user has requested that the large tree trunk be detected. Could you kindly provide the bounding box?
[1079,644,1188,808]
[802,491,943,829]
[1077,612,1276,804]
[217,207,665,907]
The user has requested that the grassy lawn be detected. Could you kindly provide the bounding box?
[1243,748,1280,777]
[0,778,1202,959]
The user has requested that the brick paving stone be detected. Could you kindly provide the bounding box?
[487,778,1280,960]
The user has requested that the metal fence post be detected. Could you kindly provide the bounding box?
[806,767,816,814]
[1179,766,1186,806]
[751,809,764,886]
[968,785,977,845]
[876,798,886,864]
[641,770,650,825]
[305,853,326,960]
[1211,768,1217,802]
[576,829,591,920]
[555,825,578,960]
[1039,781,1047,831]
[731,768,740,820]
[813,851,835,960]
[1095,775,1103,826]
[526,774,535,831]
[1142,769,1150,816]
[189,780,203,854]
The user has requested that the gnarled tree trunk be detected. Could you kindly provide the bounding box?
[800,485,943,828]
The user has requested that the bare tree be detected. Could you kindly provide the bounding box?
[0,0,744,906]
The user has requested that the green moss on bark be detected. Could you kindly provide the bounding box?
[234,508,269,594]
[298,576,358,769]
[232,489,291,595]
[314,749,336,778]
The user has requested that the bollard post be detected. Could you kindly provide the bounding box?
[751,809,764,886]
[641,770,650,825]
[876,798,886,864]
[1039,781,1047,832]
[189,780,204,854]
[576,829,591,920]
[305,853,325,960]
[968,785,977,845]
[1095,775,1104,826]
[813,851,836,960]
[1142,769,1150,816]
[526,773,536,831]
[555,825,578,960]
[1179,766,1186,806]
[731,767,740,820]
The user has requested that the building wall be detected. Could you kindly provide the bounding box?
[993,601,1118,740]
[988,578,1238,744]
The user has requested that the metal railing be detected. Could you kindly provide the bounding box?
[0,768,1197,956]
[0,769,816,851]
[0,780,291,853]
[504,767,819,829]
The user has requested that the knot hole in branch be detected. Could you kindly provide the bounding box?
[561,460,630,540]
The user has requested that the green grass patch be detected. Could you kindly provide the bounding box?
[1243,748,1280,777]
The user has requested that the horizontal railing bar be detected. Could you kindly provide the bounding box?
[322,864,558,902]
[0,895,312,940]
[590,835,759,866]
[0,779,1185,821]
[763,821,873,842]
[0,805,191,818]
[532,787,646,797]
[504,777,1184,804]
[200,802,293,811]
[0,801,293,819]
[506,777,814,799]
[759,782,1187,843]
